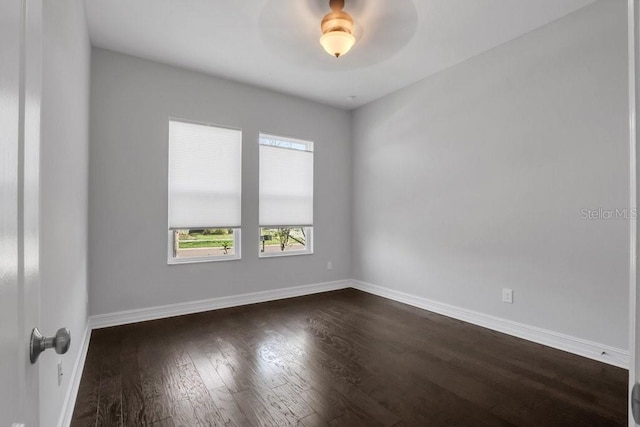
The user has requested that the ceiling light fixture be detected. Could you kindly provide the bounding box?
[319,0,355,58]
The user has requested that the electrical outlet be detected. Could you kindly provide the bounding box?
[502,288,513,304]
[327,261,333,270]
[57,360,63,386]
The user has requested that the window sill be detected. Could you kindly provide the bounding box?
[259,250,313,259]
[168,255,241,265]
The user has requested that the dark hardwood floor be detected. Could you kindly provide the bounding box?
[70,289,627,426]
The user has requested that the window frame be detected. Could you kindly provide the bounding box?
[258,226,313,258]
[167,228,241,265]
[167,118,242,265]
[258,132,314,259]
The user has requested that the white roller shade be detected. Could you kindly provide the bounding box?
[169,120,242,229]
[259,135,313,227]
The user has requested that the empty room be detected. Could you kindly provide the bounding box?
[4,0,640,425]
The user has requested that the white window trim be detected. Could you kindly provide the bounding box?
[167,228,242,265]
[258,226,313,258]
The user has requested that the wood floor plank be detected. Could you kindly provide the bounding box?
[70,372,100,424]
[215,335,287,389]
[138,342,173,423]
[142,396,173,425]
[251,384,298,426]
[299,386,346,422]
[272,382,314,420]
[71,289,628,427]
[299,412,329,427]
[186,342,227,391]
[177,360,234,426]
[327,407,381,427]
[207,347,254,394]
[168,399,198,427]
[255,337,313,394]
[148,417,175,427]
[209,385,251,426]
[71,336,105,423]
[95,374,122,426]
[232,389,279,427]
[69,414,98,427]
[121,353,146,426]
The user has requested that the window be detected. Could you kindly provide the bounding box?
[259,133,313,257]
[168,119,242,263]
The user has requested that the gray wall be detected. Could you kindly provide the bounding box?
[41,0,91,424]
[89,49,352,315]
[352,0,629,349]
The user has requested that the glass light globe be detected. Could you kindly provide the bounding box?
[320,30,356,58]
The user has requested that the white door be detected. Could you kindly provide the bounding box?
[0,0,42,425]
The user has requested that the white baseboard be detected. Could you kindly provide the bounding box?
[57,322,92,427]
[350,280,629,369]
[89,279,351,329]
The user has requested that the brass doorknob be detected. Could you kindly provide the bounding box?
[29,327,71,364]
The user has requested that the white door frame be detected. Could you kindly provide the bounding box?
[630,0,639,425]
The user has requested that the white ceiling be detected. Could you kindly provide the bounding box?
[85,0,597,109]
